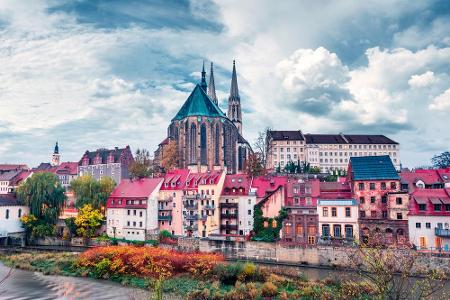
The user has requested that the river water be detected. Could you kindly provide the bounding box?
[0,262,448,299]
[0,263,151,300]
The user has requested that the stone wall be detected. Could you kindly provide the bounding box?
[177,237,200,252]
[200,240,450,274]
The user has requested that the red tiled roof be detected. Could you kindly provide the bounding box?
[185,171,222,189]
[109,178,163,199]
[0,164,28,172]
[10,171,32,185]
[222,174,252,195]
[160,169,190,190]
[411,189,450,204]
[251,176,288,199]
[401,169,442,185]
[56,162,78,175]
[437,168,450,183]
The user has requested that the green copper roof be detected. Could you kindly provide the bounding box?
[172,84,226,121]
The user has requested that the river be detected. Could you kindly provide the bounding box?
[0,262,448,299]
[0,263,151,300]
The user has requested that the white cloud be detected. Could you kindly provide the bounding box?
[408,71,436,88]
[429,88,450,111]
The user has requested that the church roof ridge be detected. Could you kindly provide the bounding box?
[171,84,227,121]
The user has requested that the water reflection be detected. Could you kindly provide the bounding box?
[0,264,150,300]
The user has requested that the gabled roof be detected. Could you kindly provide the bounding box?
[251,176,288,199]
[0,170,22,181]
[160,169,190,190]
[268,130,304,141]
[109,178,163,198]
[400,169,442,186]
[172,84,226,121]
[79,146,132,166]
[222,174,252,195]
[350,155,399,180]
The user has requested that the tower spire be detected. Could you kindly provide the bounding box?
[228,60,242,134]
[229,60,240,101]
[207,62,218,105]
[200,60,207,92]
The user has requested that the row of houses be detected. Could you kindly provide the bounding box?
[104,155,450,251]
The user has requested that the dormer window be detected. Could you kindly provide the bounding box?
[82,157,89,166]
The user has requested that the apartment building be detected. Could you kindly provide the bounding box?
[408,189,450,251]
[349,156,408,245]
[266,130,400,173]
[219,174,256,236]
[106,178,163,241]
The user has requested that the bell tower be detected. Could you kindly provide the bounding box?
[51,141,61,166]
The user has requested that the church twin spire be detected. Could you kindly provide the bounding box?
[198,60,242,134]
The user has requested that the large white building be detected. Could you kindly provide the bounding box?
[267,131,400,173]
[106,178,163,241]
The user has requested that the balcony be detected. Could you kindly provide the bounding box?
[220,224,238,231]
[184,194,200,200]
[204,204,215,210]
[221,213,238,219]
[158,196,173,202]
[184,203,198,210]
[435,228,450,237]
[185,214,199,220]
[186,225,198,231]
[158,215,172,221]
[220,203,238,208]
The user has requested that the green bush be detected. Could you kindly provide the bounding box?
[159,230,173,239]
[92,258,111,278]
[213,263,244,285]
[32,224,55,238]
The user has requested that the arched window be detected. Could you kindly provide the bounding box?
[189,123,197,164]
[223,125,228,166]
[200,123,207,165]
[215,125,220,165]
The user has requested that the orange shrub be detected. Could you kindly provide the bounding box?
[77,246,224,279]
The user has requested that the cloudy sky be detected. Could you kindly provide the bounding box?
[1,0,449,168]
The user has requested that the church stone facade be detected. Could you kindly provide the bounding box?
[158,61,250,174]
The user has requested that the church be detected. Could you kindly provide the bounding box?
[156,61,251,174]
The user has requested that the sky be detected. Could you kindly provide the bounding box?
[0,0,449,168]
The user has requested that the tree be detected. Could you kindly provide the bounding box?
[70,175,116,210]
[309,166,321,174]
[74,204,104,238]
[245,153,267,177]
[17,172,66,224]
[129,148,153,179]
[348,244,448,299]
[161,140,179,171]
[431,151,450,168]
[253,127,272,168]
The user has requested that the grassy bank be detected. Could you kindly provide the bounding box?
[0,247,376,299]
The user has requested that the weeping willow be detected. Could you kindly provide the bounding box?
[17,172,66,224]
[70,175,116,210]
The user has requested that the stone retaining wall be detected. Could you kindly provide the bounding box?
[200,240,450,274]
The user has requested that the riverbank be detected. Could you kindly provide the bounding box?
[0,246,380,299]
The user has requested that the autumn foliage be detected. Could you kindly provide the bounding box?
[77,246,223,279]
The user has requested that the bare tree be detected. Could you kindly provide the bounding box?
[253,127,272,167]
[348,244,448,300]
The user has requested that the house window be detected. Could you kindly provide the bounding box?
[396,213,402,220]
[359,197,365,204]
[446,204,450,211]
[396,197,402,205]
[331,207,337,217]
[248,209,251,215]
[419,204,426,211]
[323,207,328,217]
[133,210,136,215]
[5,209,9,219]
[381,196,387,203]
[390,182,397,189]
[345,225,353,239]
[369,183,376,190]
[371,211,377,218]
[416,222,421,228]
[370,197,376,204]
[381,182,386,190]
[322,224,330,237]
[127,221,130,226]
[360,210,365,218]
[139,222,143,227]
[426,222,431,229]
[382,211,387,218]
[358,183,364,190]
[345,207,351,217]
[18,209,22,218]
[139,211,143,217]
[434,204,442,211]
[333,225,341,238]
